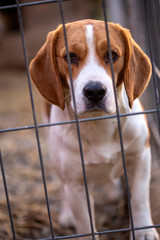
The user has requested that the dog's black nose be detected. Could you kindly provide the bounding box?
[83,81,106,102]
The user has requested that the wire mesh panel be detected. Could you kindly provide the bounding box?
[0,0,160,240]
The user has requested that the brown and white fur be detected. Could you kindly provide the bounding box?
[29,19,159,240]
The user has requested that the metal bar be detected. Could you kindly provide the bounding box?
[15,1,55,239]
[59,1,96,239]
[0,151,16,240]
[0,0,70,10]
[101,0,136,239]
[144,0,160,134]
[0,108,159,134]
[155,0,160,37]
[37,224,160,240]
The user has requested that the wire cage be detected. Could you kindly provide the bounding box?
[0,0,160,240]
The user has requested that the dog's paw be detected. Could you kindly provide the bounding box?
[59,209,75,228]
[131,228,159,240]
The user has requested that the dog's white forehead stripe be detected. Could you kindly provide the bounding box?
[84,24,108,81]
[86,25,95,62]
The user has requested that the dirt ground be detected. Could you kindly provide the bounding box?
[0,1,160,240]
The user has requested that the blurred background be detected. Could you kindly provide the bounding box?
[0,0,160,239]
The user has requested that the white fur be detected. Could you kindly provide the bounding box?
[48,25,159,240]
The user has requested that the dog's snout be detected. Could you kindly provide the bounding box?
[83,81,106,102]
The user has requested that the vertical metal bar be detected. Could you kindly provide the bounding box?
[155,0,160,36]
[144,0,160,134]
[59,1,96,239]
[0,151,16,240]
[15,1,55,239]
[101,0,136,239]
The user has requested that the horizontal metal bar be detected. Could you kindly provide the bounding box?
[37,224,160,240]
[98,224,160,235]
[0,0,70,10]
[0,108,158,134]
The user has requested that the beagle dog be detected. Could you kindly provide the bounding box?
[29,19,159,240]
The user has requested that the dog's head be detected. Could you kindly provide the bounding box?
[29,19,151,115]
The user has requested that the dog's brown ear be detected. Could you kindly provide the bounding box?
[119,27,151,108]
[29,27,65,110]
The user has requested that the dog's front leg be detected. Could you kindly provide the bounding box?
[59,184,75,228]
[62,183,98,240]
[128,147,159,240]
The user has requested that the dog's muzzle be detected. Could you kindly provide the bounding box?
[83,81,107,112]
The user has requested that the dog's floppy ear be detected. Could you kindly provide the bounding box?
[119,27,151,108]
[29,27,65,110]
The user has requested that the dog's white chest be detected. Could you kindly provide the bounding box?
[49,113,123,182]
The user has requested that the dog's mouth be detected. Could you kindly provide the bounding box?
[84,100,107,113]
[79,96,116,115]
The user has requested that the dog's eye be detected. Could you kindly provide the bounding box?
[64,53,79,65]
[104,51,118,63]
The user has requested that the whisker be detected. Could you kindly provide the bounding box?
[64,93,71,101]
[58,92,71,105]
